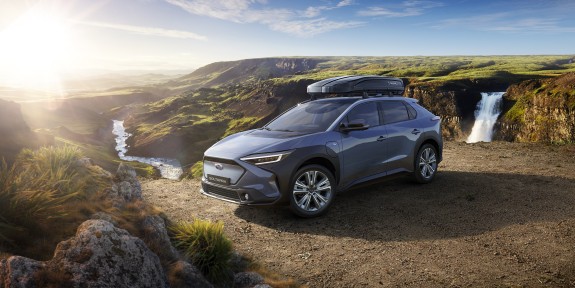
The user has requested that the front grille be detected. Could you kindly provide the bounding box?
[203,183,240,202]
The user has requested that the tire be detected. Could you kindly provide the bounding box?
[413,143,438,184]
[289,165,336,218]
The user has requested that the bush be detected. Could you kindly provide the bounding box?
[170,219,233,284]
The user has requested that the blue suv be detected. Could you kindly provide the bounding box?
[201,76,443,217]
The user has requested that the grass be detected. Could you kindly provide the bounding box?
[170,219,234,285]
[224,117,260,137]
[0,145,163,261]
[182,161,203,180]
[0,146,111,252]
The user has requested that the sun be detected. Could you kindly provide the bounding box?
[0,7,73,93]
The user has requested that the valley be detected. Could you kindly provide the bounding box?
[2,55,574,178]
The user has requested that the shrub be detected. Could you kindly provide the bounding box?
[170,219,233,284]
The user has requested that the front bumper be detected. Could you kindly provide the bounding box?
[200,157,282,205]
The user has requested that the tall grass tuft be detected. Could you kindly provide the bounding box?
[170,219,233,284]
[0,159,68,245]
[0,146,112,254]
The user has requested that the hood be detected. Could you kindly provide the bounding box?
[204,129,311,160]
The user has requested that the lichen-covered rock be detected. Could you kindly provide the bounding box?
[47,219,167,288]
[116,162,138,182]
[104,163,143,207]
[167,260,213,288]
[233,272,265,288]
[90,212,116,225]
[141,215,179,261]
[0,256,44,288]
[114,163,142,201]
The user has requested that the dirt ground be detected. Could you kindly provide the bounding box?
[142,141,575,287]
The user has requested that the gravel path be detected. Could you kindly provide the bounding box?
[142,141,575,287]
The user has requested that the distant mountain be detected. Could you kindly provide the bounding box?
[162,57,323,93]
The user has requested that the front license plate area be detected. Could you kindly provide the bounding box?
[207,174,231,185]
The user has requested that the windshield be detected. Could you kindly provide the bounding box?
[265,99,356,133]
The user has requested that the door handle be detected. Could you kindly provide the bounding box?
[411,129,421,135]
[377,136,386,142]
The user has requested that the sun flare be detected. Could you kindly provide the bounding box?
[0,7,72,93]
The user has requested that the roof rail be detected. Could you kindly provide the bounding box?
[307,75,404,100]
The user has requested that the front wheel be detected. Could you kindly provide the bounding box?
[413,144,438,184]
[289,165,335,218]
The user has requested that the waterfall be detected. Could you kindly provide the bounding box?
[466,92,504,143]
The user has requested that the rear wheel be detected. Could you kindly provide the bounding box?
[289,165,335,218]
[413,144,438,183]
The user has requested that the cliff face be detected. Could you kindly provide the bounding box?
[0,99,41,162]
[496,72,575,143]
[404,81,483,140]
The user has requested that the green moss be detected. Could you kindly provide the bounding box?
[223,117,260,137]
[505,102,527,123]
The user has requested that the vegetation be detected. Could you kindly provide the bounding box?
[182,161,203,180]
[170,219,234,284]
[0,145,162,261]
[0,146,111,256]
[224,117,261,137]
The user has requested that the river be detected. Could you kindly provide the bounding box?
[112,120,183,180]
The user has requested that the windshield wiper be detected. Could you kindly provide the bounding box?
[273,129,295,132]
[260,127,271,131]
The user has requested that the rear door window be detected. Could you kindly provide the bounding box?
[381,101,410,124]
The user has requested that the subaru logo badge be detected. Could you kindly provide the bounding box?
[215,163,224,170]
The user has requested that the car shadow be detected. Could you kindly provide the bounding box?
[234,170,575,241]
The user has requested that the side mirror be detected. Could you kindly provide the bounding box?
[340,120,370,132]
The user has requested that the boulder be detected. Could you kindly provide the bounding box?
[47,219,168,288]
[114,163,142,201]
[167,260,213,288]
[140,215,179,261]
[104,163,143,207]
[0,256,44,288]
[233,272,265,288]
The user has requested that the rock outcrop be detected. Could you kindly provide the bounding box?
[0,256,44,288]
[50,219,168,288]
[0,220,167,288]
[496,72,575,143]
[0,163,221,288]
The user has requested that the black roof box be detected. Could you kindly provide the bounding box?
[307,75,404,99]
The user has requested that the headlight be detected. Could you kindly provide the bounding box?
[240,151,292,165]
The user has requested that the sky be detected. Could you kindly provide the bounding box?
[0,0,574,91]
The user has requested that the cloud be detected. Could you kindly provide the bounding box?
[79,21,207,40]
[432,13,575,33]
[165,0,362,37]
[165,0,291,23]
[337,0,354,8]
[269,18,363,37]
[358,0,443,17]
